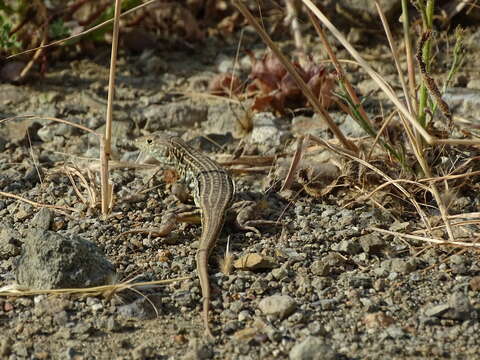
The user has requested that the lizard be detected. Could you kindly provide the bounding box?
[134,133,235,338]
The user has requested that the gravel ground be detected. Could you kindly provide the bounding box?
[1,21,480,360]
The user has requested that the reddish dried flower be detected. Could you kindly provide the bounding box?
[211,51,335,114]
[209,73,242,96]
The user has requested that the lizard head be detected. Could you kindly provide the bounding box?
[133,134,177,164]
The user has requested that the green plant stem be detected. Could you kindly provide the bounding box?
[417,0,435,128]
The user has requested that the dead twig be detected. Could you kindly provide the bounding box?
[0,276,190,297]
[280,136,304,192]
[371,227,480,249]
[0,191,79,213]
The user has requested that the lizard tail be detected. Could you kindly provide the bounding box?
[196,248,214,338]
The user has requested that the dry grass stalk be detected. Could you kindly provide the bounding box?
[306,9,372,128]
[218,155,278,167]
[401,0,417,106]
[371,227,480,249]
[375,1,415,115]
[285,0,304,53]
[303,0,461,242]
[100,0,122,216]
[115,226,177,241]
[280,136,304,192]
[26,130,44,186]
[0,276,190,298]
[63,165,98,208]
[0,191,78,214]
[366,111,397,162]
[307,135,432,232]
[302,0,431,141]
[219,237,235,275]
[0,115,100,136]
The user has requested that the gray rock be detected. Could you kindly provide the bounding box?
[16,230,116,289]
[467,78,480,89]
[381,258,420,275]
[216,55,240,75]
[0,337,12,357]
[335,239,361,255]
[249,112,290,148]
[183,339,213,360]
[424,304,450,317]
[64,347,79,360]
[14,204,32,221]
[308,322,327,336]
[322,252,345,267]
[203,102,244,137]
[310,260,331,276]
[132,343,155,360]
[12,342,29,357]
[24,166,43,184]
[0,61,25,83]
[0,84,25,104]
[357,78,379,95]
[390,258,418,274]
[291,115,328,137]
[37,123,73,142]
[53,310,69,326]
[385,325,406,339]
[118,296,162,320]
[334,0,401,25]
[359,233,386,254]
[0,136,7,152]
[348,275,372,288]
[289,337,337,360]
[138,50,167,74]
[106,317,121,332]
[444,88,480,124]
[30,208,54,230]
[449,255,465,265]
[339,115,366,137]
[0,223,22,260]
[187,133,234,152]
[389,221,410,232]
[271,265,289,280]
[259,294,297,319]
[318,299,337,311]
[143,100,208,131]
[250,278,269,294]
[445,292,473,321]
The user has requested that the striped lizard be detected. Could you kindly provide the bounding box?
[134,134,235,338]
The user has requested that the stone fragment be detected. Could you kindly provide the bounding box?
[469,276,480,291]
[233,253,277,270]
[0,223,22,260]
[359,233,386,254]
[363,312,395,329]
[289,337,337,360]
[258,294,297,319]
[16,230,115,289]
[31,208,54,230]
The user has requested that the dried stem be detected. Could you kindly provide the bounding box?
[101,0,122,216]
